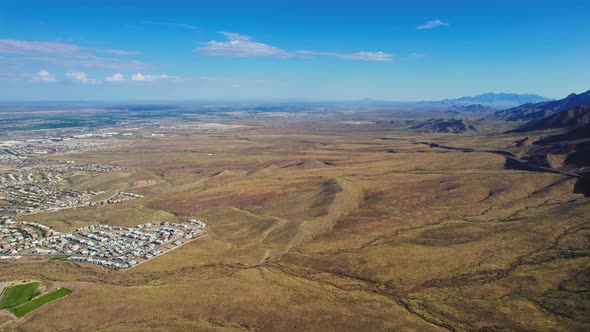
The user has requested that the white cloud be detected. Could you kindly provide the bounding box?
[28,70,56,83]
[296,50,393,62]
[131,73,169,81]
[102,49,138,56]
[66,71,96,84]
[342,51,392,61]
[416,19,449,30]
[0,40,80,55]
[403,52,425,60]
[196,32,393,62]
[0,39,144,70]
[25,56,149,71]
[143,21,199,31]
[106,73,125,82]
[219,32,251,42]
[196,32,290,57]
[0,39,137,56]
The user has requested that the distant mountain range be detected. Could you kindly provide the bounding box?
[433,93,550,108]
[494,89,590,121]
[447,104,496,112]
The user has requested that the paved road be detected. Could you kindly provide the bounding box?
[408,140,582,179]
[502,155,581,178]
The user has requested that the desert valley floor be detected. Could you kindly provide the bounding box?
[0,113,589,331]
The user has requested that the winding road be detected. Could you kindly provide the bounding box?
[408,139,582,179]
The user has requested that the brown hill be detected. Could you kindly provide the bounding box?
[252,164,283,177]
[283,159,330,170]
[411,118,480,133]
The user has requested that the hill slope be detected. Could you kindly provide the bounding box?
[536,123,590,144]
[494,89,590,121]
[513,104,590,132]
[411,118,480,133]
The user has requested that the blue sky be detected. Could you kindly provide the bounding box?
[1,0,588,100]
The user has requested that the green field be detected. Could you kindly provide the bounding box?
[0,282,40,309]
[48,256,68,261]
[9,288,71,318]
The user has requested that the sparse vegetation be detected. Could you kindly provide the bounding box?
[0,102,588,331]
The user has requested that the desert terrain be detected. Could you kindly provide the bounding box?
[0,105,588,331]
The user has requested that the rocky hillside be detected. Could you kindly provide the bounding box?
[513,104,590,132]
[411,118,479,133]
[494,89,590,121]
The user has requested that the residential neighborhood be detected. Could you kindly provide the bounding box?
[0,215,206,269]
[0,158,139,214]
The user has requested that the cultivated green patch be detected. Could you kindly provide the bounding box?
[48,256,68,261]
[9,288,71,318]
[0,282,40,309]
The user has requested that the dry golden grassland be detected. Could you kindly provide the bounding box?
[1,121,588,331]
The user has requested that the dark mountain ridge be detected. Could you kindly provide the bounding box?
[494,89,590,121]
[512,104,590,132]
